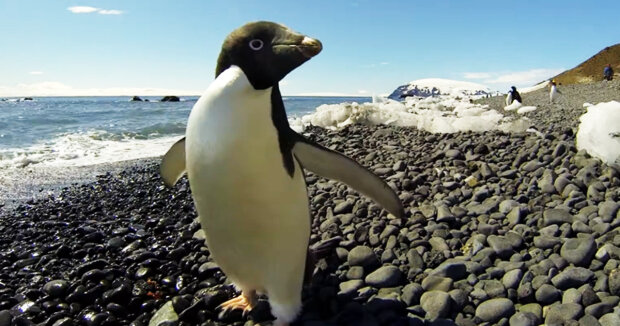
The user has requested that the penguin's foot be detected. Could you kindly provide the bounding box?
[218,291,256,317]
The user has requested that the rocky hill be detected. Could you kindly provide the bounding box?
[388,78,495,100]
[552,43,620,84]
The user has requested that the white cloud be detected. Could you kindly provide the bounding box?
[0,81,201,97]
[98,9,124,15]
[380,62,389,65]
[484,68,564,85]
[357,90,368,94]
[463,72,491,79]
[29,71,43,75]
[67,6,124,15]
[460,68,564,91]
[67,6,99,13]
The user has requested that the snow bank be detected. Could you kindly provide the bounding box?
[519,81,550,94]
[292,95,530,134]
[576,101,620,164]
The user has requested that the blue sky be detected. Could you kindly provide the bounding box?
[1,0,618,96]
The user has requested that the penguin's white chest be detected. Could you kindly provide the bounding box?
[550,86,559,101]
[185,66,310,291]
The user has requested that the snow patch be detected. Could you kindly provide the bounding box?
[293,95,530,134]
[576,101,620,164]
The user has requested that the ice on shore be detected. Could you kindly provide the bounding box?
[290,95,531,134]
[576,101,620,164]
[503,100,537,114]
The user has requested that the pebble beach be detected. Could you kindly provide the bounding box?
[1,81,620,326]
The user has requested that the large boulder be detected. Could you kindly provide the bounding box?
[160,96,180,102]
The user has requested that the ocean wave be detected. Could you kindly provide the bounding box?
[0,130,182,170]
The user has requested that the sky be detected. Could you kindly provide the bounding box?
[1,0,619,97]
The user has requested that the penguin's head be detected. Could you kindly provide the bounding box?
[215,21,322,90]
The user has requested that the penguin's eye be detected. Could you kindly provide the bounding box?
[249,39,264,51]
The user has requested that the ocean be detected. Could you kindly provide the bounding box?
[0,96,370,170]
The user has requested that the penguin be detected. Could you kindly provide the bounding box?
[549,80,561,103]
[505,91,513,106]
[160,21,404,326]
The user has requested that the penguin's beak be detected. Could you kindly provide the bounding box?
[272,36,322,59]
[297,37,322,58]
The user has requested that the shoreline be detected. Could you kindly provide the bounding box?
[0,157,161,211]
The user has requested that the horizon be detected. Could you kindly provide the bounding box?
[1,1,618,97]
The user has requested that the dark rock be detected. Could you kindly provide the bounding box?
[560,238,597,266]
[348,246,378,267]
[365,265,402,288]
[475,298,515,323]
[551,267,594,289]
[160,96,180,102]
[545,303,583,325]
[420,291,452,319]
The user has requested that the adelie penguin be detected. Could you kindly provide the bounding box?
[160,21,404,326]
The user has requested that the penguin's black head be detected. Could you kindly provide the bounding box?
[215,21,322,90]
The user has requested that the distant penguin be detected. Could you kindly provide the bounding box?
[160,21,404,326]
[549,80,561,103]
[505,91,513,106]
[505,86,521,105]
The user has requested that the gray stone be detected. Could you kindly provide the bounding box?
[488,235,514,258]
[334,201,354,214]
[561,238,597,266]
[562,288,582,304]
[509,312,540,326]
[543,209,573,226]
[406,248,425,270]
[502,269,523,289]
[347,266,364,280]
[545,303,583,325]
[339,279,364,296]
[430,261,467,280]
[551,267,594,289]
[608,268,620,296]
[429,237,449,251]
[420,290,452,319]
[475,298,515,323]
[518,303,542,320]
[584,302,614,318]
[422,276,453,292]
[599,313,620,326]
[598,201,620,222]
[436,204,455,223]
[578,314,601,326]
[535,284,561,304]
[401,283,423,306]
[348,246,379,267]
[365,265,402,288]
[533,235,561,249]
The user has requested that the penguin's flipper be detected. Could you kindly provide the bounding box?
[292,139,404,218]
[160,137,186,187]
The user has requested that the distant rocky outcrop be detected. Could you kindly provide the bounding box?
[160,96,180,102]
[388,78,493,101]
[552,43,620,84]
[130,96,143,102]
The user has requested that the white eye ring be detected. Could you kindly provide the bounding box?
[249,39,264,51]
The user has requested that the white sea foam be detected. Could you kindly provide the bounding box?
[0,131,181,170]
[576,101,620,164]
